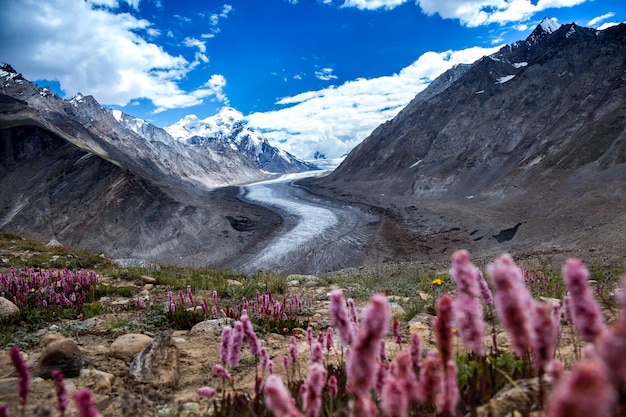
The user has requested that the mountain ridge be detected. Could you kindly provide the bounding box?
[303,21,626,262]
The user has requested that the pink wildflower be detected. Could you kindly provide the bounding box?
[437,359,459,416]
[532,302,559,370]
[435,295,454,364]
[477,270,493,305]
[219,326,232,365]
[546,359,564,382]
[301,362,327,417]
[212,290,218,305]
[310,342,323,365]
[449,250,486,356]
[73,389,102,417]
[0,404,7,417]
[349,396,378,417]
[9,346,30,406]
[546,359,616,417]
[329,290,354,346]
[346,293,390,395]
[379,338,387,363]
[264,375,303,417]
[562,259,607,342]
[306,326,313,346]
[260,347,270,371]
[241,314,261,356]
[289,335,299,364]
[418,351,443,405]
[52,369,68,414]
[197,386,216,399]
[327,375,338,398]
[212,364,232,381]
[409,333,422,369]
[348,297,359,327]
[487,253,536,357]
[229,321,244,367]
[381,351,419,417]
[392,318,401,344]
[325,327,334,352]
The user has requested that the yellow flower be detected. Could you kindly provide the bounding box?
[432,278,443,286]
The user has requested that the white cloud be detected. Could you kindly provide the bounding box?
[588,12,615,27]
[183,37,207,53]
[341,0,409,10]
[338,0,590,26]
[246,45,500,159]
[416,0,589,26]
[0,0,227,111]
[315,68,338,81]
[597,22,620,31]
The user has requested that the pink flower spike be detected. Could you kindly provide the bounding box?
[346,293,390,395]
[73,388,102,417]
[325,327,334,352]
[546,359,616,417]
[562,258,607,343]
[301,363,327,417]
[328,375,338,398]
[435,295,454,364]
[449,250,486,356]
[310,341,324,365]
[212,364,232,381]
[306,326,313,346]
[9,346,30,406]
[532,302,559,370]
[289,335,299,364]
[409,333,422,369]
[52,369,68,414]
[229,321,244,367]
[0,404,7,417]
[264,375,303,417]
[487,253,536,357]
[197,386,216,399]
[329,290,354,346]
[219,326,232,365]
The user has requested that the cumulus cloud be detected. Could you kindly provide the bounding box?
[0,0,228,112]
[245,45,500,159]
[339,0,590,27]
[416,0,589,26]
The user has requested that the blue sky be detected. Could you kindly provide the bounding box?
[1,0,624,159]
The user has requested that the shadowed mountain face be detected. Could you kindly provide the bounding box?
[306,22,626,263]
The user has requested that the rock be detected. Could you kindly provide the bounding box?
[226,279,242,287]
[468,377,550,417]
[40,333,66,347]
[110,334,154,363]
[190,319,222,334]
[45,239,64,249]
[139,275,157,284]
[78,369,115,394]
[388,302,405,317]
[36,338,87,379]
[129,331,180,387]
[0,297,19,324]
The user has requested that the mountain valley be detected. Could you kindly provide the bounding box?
[1,20,625,273]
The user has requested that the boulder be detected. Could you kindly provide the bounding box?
[78,369,115,394]
[129,331,179,387]
[36,338,87,379]
[110,334,153,363]
[0,297,19,324]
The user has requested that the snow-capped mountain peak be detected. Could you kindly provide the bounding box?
[165,107,247,143]
[539,17,561,34]
[164,107,316,173]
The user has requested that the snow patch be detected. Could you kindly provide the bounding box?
[566,26,576,38]
[0,69,17,79]
[496,75,516,84]
[512,62,528,68]
[111,109,123,122]
[475,90,484,94]
[409,160,423,168]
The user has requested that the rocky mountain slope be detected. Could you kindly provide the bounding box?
[306,20,626,263]
[0,65,292,265]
